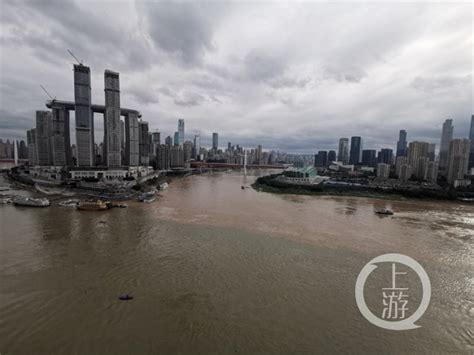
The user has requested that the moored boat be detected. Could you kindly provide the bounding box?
[13,196,50,207]
[375,208,394,215]
[59,199,79,207]
[77,200,110,211]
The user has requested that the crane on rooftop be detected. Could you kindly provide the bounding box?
[67,49,83,65]
[40,84,56,102]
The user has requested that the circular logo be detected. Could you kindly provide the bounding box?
[355,253,431,330]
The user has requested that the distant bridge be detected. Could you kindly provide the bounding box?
[190,162,287,169]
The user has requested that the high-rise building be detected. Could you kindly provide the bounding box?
[51,106,71,166]
[396,130,408,157]
[193,134,201,159]
[124,112,139,166]
[165,136,173,147]
[139,121,150,165]
[439,119,454,169]
[377,163,390,179]
[327,150,337,164]
[408,141,430,179]
[74,64,94,167]
[18,140,28,159]
[156,144,170,170]
[183,141,193,162]
[469,115,474,169]
[212,132,218,150]
[103,70,121,167]
[378,148,393,165]
[174,132,179,146]
[446,139,471,185]
[170,145,184,167]
[314,151,328,168]
[27,129,37,165]
[338,138,349,164]
[362,149,377,167]
[349,136,363,164]
[426,161,439,183]
[178,119,185,145]
[427,143,436,162]
[395,156,408,179]
[36,111,52,166]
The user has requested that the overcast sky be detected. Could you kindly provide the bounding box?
[1,1,472,152]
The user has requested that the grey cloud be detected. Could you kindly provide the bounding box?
[173,92,206,107]
[138,2,226,66]
[324,66,368,83]
[411,75,471,92]
[244,49,287,82]
[0,2,471,152]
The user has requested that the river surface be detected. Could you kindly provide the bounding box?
[0,171,473,354]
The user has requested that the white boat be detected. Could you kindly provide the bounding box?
[143,197,156,203]
[58,199,79,207]
[159,182,169,190]
[13,196,50,207]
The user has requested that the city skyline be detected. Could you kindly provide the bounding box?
[0,1,472,152]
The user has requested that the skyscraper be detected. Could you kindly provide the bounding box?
[103,70,121,167]
[327,150,337,164]
[51,105,71,166]
[408,141,429,179]
[377,148,393,165]
[362,149,377,167]
[139,121,150,165]
[314,151,328,168]
[349,136,363,164]
[174,132,179,146]
[36,111,52,166]
[338,138,349,164]
[212,132,218,150]
[396,130,407,157]
[193,134,201,159]
[27,129,37,165]
[178,119,185,145]
[124,112,139,166]
[74,64,94,167]
[439,119,454,169]
[447,139,471,185]
[469,115,474,169]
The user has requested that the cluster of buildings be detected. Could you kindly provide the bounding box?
[314,117,474,187]
[15,62,278,181]
[0,139,28,160]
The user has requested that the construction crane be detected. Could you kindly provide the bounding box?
[40,84,56,102]
[67,49,83,65]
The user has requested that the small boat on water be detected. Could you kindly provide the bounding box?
[77,200,110,211]
[159,182,169,190]
[375,209,394,215]
[13,196,50,207]
[118,294,133,301]
[58,199,79,207]
[138,191,156,202]
[0,197,12,204]
[143,197,156,203]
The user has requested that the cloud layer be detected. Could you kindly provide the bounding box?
[1,1,472,152]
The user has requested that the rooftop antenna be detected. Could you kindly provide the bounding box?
[67,49,83,65]
[40,84,56,101]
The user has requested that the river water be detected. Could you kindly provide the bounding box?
[0,170,473,354]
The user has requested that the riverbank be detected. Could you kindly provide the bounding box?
[253,173,473,202]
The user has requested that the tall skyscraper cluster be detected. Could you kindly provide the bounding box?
[322,117,472,186]
[26,63,148,169]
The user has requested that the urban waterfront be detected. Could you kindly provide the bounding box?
[1,171,472,354]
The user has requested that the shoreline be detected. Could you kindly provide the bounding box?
[252,174,474,203]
